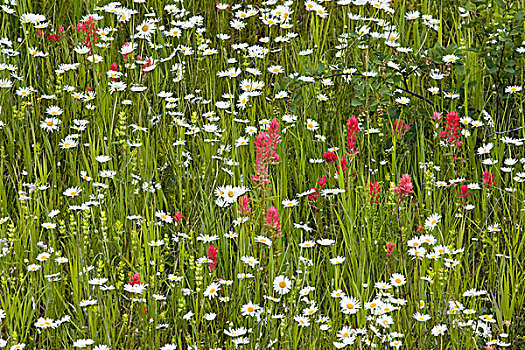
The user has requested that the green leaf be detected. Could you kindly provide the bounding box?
[513,11,524,20]
[494,0,506,8]
[379,87,390,95]
[351,98,362,106]
[444,44,458,54]
[503,67,517,75]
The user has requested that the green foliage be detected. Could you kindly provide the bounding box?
[0,0,524,349]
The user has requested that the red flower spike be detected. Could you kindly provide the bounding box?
[208,244,218,272]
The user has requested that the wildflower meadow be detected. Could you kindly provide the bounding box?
[1,0,525,349]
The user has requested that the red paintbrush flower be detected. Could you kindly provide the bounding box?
[208,244,218,272]
[457,184,473,198]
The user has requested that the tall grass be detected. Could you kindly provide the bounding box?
[0,0,524,349]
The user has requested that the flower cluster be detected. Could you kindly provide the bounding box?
[346,116,360,156]
[252,119,280,187]
[439,111,463,147]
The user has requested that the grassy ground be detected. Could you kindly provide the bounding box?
[0,0,525,349]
